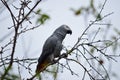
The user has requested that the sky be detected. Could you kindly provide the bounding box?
[0,0,120,80]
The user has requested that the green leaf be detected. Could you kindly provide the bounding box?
[96,13,102,20]
[75,8,83,15]
[37,14,50,24]
[90,47,95,54]
[114,28,120,35]
[90,0,94,9]
[11,74,19,80]
[36,9,41,14]
[36,73,41,80]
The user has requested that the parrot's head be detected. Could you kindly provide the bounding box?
[60,25,72,35]
[54,25,72,39]
[53,25,72,41]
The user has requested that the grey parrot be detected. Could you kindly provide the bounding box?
[36,25,72,73]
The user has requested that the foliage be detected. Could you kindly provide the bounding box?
[36,9,50,24]
[71,0,102,20]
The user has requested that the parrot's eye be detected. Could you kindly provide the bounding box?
[63,25,70,30]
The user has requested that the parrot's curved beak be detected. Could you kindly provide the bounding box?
[67,30,72,35]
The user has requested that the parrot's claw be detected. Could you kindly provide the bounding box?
[61,53,68,58]
[52,59,57,64]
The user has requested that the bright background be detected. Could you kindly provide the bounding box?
[0,0,120,80]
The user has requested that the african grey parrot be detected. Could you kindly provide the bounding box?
[36,25,72,73]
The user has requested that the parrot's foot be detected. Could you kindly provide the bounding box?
[61,53,68,58]
[51,53,68,64]
[51,59,57,64]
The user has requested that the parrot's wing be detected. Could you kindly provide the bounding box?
[38,35,58,63]
[36,35,59,73]
[53,40,62,57]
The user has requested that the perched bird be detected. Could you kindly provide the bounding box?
[36,25,72,73]
[27,25,72,80]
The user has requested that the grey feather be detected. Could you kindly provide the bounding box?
[37,25,72,66]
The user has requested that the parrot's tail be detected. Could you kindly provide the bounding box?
[35,60,51,73]
[27,61,51,80]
